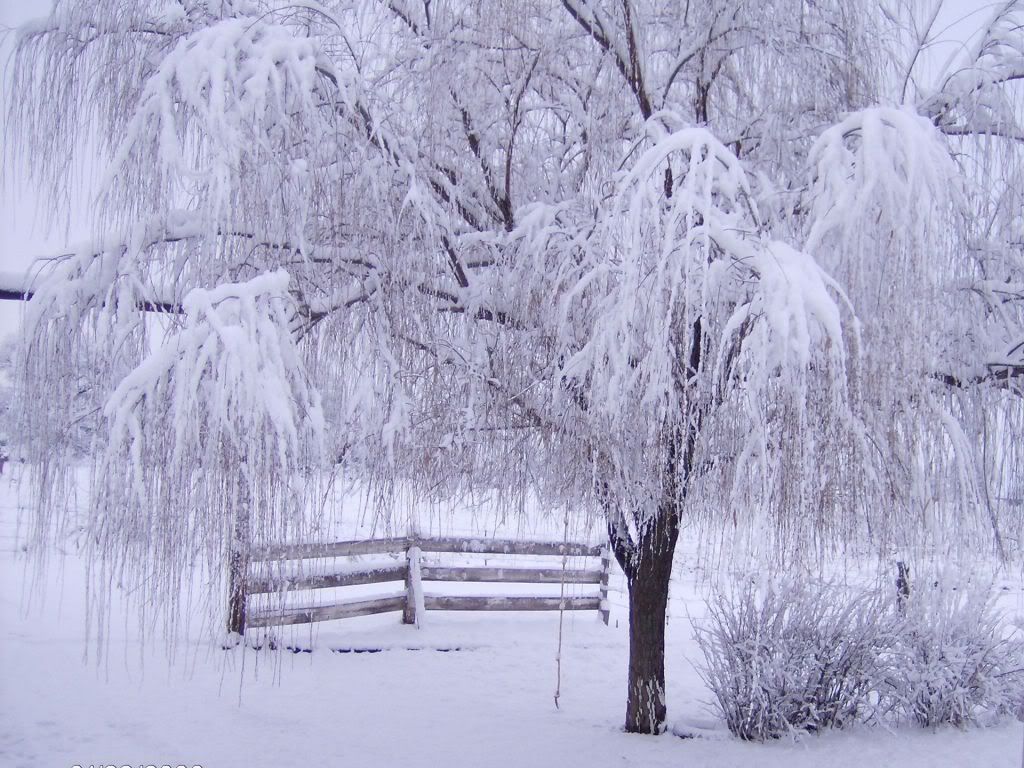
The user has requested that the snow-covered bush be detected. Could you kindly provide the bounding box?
[694,578,892,740]
[882,585,1024,728]
[697,575,1024,739]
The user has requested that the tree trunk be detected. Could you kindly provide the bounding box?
[624,541,673,733]
[602,404,693,733]
[615,493,680,734]
[604,324,700,733]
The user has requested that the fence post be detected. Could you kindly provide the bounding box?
[227,474,251,637]
[227,549,248,636]
[599,544,611,625]
[403,542,424,627]
[895,560,911,614]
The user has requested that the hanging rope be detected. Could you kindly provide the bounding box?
[554,514,569,709]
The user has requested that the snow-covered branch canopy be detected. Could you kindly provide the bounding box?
[6,0,1023,637]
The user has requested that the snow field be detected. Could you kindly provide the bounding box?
[1,468,1022,768]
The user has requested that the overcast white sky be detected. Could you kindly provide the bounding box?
[0,0,1001,341]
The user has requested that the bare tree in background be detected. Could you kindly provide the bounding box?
[6,0,1023,733]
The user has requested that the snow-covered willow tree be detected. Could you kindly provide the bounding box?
[6,0,1023,734]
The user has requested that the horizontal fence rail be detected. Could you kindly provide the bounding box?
[249,536,603,561]
[251,537,413,561]
[419,566,602,584]
[417,537,603,557]
[246,563,409,595]
[230,536,611,634]
[248,594,408,628]
[423,595,602,612]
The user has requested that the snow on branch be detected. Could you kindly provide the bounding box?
[543,120,853,535]
[105,269,322,477]
[580,120,847,417]
[806,106,960,254]
[718,240,849,382]
[17,211,204,325]
[921,1,1024,143]
[104,13,338,236]
[9,212,208,529]
[807,105,1024,392]
[89,269,324,643]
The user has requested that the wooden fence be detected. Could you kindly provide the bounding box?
[229,536,611,633]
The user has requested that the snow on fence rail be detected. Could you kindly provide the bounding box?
[229,536,611,633]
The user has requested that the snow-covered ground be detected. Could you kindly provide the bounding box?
[1,466,1021,768]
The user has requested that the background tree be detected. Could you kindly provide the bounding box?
[6,0,1023,734]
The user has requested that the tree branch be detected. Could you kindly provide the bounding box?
[932,365,1024,395]
[561,0,652,119]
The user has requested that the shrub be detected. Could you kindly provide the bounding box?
[695,574,1024,740]
[881,584,1024,728]
[694,577,892,740]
